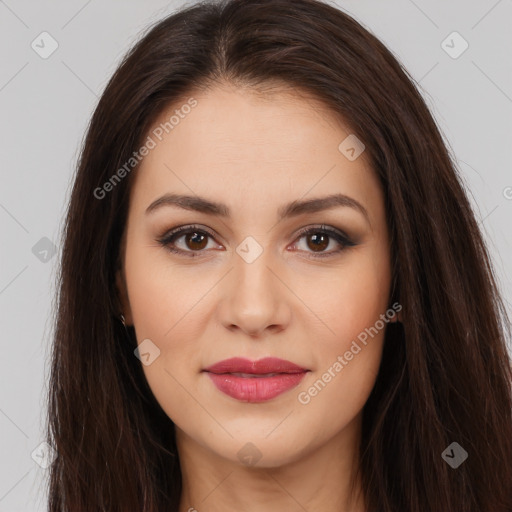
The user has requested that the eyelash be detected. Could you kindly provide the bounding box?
[156,224,356,259]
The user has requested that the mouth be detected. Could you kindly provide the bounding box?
[203,357,309,403]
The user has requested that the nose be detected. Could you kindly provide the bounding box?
[218,248,291,338]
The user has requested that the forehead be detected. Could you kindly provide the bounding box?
[145,83,356,163]
[129,84,382,219]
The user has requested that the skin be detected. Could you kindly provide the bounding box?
[116,82,399,512]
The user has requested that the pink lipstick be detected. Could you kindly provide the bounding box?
[203,357,308,403]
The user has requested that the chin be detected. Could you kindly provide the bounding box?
[210,431,311,469]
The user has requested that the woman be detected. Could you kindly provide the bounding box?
[46,0,512,510]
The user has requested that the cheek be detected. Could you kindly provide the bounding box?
[296,246,391,412]
[123,253,211,428]
[301,244,391,354]
[124,241,213,341]
[123,241,237,416]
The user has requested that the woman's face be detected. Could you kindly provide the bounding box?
[117,83,393,468]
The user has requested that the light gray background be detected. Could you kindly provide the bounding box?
[0,0,511,510]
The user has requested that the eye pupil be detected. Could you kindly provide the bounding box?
[186,232,208,250]
[307,233,329,252]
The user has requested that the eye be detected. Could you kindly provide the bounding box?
[157,224,219,258]
[290,224,356,258]
[156,223,356,258]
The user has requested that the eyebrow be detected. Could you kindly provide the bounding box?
[145,192,370,225]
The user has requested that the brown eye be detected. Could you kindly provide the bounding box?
[183,231,208,251]
[305,232,330,252]
[157,225,218,257]
[292,225,356,258]
[158,224,356,259]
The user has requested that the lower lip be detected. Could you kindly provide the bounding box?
[206,372,307,403]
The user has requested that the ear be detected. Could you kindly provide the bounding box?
[115,266,133,325]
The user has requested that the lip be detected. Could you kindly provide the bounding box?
[204,357,307,375]
[203,357,309,403]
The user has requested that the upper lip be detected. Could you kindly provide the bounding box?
[203,357,308,374]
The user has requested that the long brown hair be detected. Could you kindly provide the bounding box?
[46,0,512,510]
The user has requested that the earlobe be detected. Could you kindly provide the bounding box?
[115,268,133,325]
[390,310,402,323]
[388,302,402,323]
[390,313,402,323]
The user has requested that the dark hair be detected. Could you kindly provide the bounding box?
[46,0,512,510]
